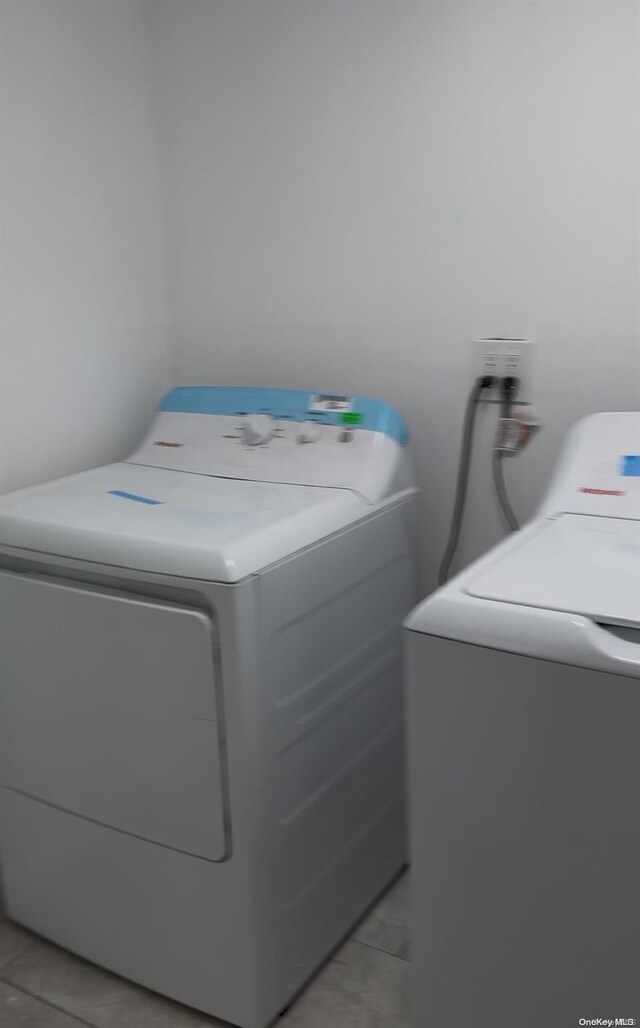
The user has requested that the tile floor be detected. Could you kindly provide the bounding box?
[0,873,410,1027]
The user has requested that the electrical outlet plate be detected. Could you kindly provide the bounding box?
[473,338,535,404]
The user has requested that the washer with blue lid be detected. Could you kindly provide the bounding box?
[0,385,418,1028]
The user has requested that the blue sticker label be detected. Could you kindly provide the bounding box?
[108,490,162,505]
[620,455,640,477]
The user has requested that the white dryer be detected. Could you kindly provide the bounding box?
[406,411,640,1028]
[0,386,418,1028]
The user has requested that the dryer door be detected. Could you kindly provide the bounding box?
[0,572,228,861]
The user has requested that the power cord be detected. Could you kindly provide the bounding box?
[492,375,520,532]
[438,375,494,585]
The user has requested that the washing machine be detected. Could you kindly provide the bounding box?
[406,411,640,1028]
[0,385,418,1028]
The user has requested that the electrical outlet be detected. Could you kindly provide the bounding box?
[473,338,535,404]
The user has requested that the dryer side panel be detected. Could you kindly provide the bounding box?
[256,496,419,1003]
[0,571,227,861]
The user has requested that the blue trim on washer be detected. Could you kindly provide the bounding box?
[159,386,408,444]
[108,490,163,505]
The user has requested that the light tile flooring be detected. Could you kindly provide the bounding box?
[0,873,410,1027]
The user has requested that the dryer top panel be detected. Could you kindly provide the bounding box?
[0,462,369,581]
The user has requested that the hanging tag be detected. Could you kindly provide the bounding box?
[495,413,540,454]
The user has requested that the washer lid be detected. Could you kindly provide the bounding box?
[0,462,366,582]
[466,514,640,629]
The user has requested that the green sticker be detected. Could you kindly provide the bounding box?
[340,411,364,425]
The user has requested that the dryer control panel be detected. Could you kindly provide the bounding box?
[127,386,412,504]
[539,411,640,520]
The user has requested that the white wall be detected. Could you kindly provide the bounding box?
[148,0,639,589]
[0,0,170,494]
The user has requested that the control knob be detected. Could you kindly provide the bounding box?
[242,414,275,446]
[296,421,321,444]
